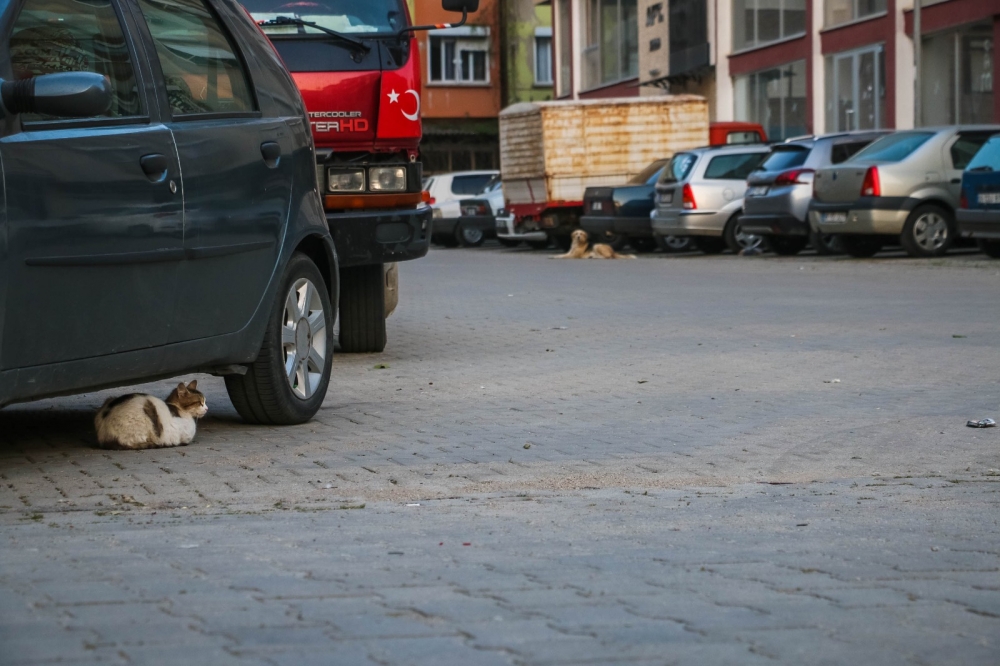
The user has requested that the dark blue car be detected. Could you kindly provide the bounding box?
[958,134,1000,258]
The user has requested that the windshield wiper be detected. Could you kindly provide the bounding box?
[257,16,370,53]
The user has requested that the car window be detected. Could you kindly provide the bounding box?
[950,133,996,171]
[830,141,872,165]
[759,146,809,171]
[136,0,255,116]
[726,131,762,145]
[851,132,934,163]
[9,0,142,121]
[660,153,697,183]
[451,174,495,195]
[628,159,669,185]
[966,136,1000,171]
[703,152,766,180]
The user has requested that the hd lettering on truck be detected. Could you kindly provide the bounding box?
[308,111,369,133]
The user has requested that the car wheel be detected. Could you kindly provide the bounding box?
[658,235,692,253]
[628,237,658,253]
[526,239,551,250]
[978,239,1000,258]
[225,253,334,425]
[338,263,386,353]
[769,236,808,256]
[693,237,726,254]
[498,238,521,248]
[455,222,485,247]
[840,234,883,258]
[810,228,844,255]
[900,205,954,257]
[598,232,627,251]
[723,214,764,253]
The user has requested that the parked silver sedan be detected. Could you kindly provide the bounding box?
[810,126,1000,257]
[651,144,771,254]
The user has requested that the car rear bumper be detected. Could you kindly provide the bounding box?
[327,206,431,268]
[957,208,1000,239]
[740,213,809,237]
[651,210,725,237]
[809,200,909,235]
[580,215,653,237]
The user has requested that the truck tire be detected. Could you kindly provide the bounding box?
[338,263,387,353]
[900,205,954,257]
[225,253,334,425]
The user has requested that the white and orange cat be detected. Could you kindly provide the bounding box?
[94,380,208,450]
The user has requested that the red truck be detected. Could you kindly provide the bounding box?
[242,0,477,351]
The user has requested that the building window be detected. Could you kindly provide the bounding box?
[556,0,572,97]
[921,22,994,126]
[734,59,807,141]
[429,27,490,84]
[583,0,639,90]
[825,44,885,132]
[535,28,553,86]
[733,0,806,52]
[824,0,886,28]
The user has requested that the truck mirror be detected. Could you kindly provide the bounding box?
[442,0,480,12]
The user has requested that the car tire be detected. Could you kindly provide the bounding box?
[723,214,764,254]
[694,236,726,254]
[810,228,844,255]
[900,205,955,257]
[658,235,692,253]
[629,237,658,253]
[498,238,521,248]
[338,263,387,353]
[225,253,334,425]
[769,236,808,256]
[526,239,551,250]
[840,234,883,258]
[455,222,485,247]
[978,239,1000,258]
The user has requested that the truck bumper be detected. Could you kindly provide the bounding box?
[957,208,1000,239]
[326,206,431,268]
[496,213,548,242]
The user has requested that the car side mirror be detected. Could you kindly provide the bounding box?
[0,72,112,119]
[442,0,480,11]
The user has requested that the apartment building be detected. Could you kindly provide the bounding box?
[551,0,999,140]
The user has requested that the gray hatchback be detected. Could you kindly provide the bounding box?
[0,0,338,424]
[742,131,888,255]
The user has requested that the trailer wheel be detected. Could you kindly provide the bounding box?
[338,263,386,353]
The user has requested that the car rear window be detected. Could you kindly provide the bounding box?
[759,146,810,172]
[703,152,766,180]
[830,141,872,164]
[851,132,934,163]
[629,159,669,185]
[451,174,495,195]
[966,136,1000,172]
[659,153,697,183]
[951,133,996,171]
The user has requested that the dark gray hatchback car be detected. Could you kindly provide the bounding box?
[0,0,339,424]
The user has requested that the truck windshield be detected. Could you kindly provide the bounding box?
[244,0,406,34]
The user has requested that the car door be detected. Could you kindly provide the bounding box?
[133,0,291,342]
[0,0,182,369]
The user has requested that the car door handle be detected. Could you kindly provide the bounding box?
[260,141,281,168]
[139,153,169,183]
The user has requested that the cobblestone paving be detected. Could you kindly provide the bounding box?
[2,247,999,664]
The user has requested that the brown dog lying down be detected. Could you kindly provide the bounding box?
[551,229,636,259]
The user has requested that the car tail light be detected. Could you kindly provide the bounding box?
[959,189,968,209]
[774,168,815,186]
[421,191,434,204]
[682,184,697,210]
[861,166,881,197]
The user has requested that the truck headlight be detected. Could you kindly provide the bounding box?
[327,168,365,192]
[369,167,406,192]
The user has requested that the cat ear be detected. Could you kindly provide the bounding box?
[176,382,188,393]
[187,380,198,390]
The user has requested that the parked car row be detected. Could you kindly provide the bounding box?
[431,125,1000,260]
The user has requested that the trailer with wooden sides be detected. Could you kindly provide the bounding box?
[497,96,711,250]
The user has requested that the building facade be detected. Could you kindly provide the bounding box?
[552,0,999,141]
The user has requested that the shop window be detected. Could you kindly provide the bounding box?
[429,28,490,84]
[734,59,807,141]
[733,0,806,52]
[921,22,993,125]
[824,0,886,28]
[583,0,638,90]
[824,45,885,132]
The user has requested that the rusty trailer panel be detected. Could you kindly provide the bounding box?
[499,96,709,207]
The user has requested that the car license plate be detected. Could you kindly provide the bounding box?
[746,186,768,197]
[977,193,1000,205]
[591,201,603,212]
[821,212,848,224]
[658,192,673,204]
